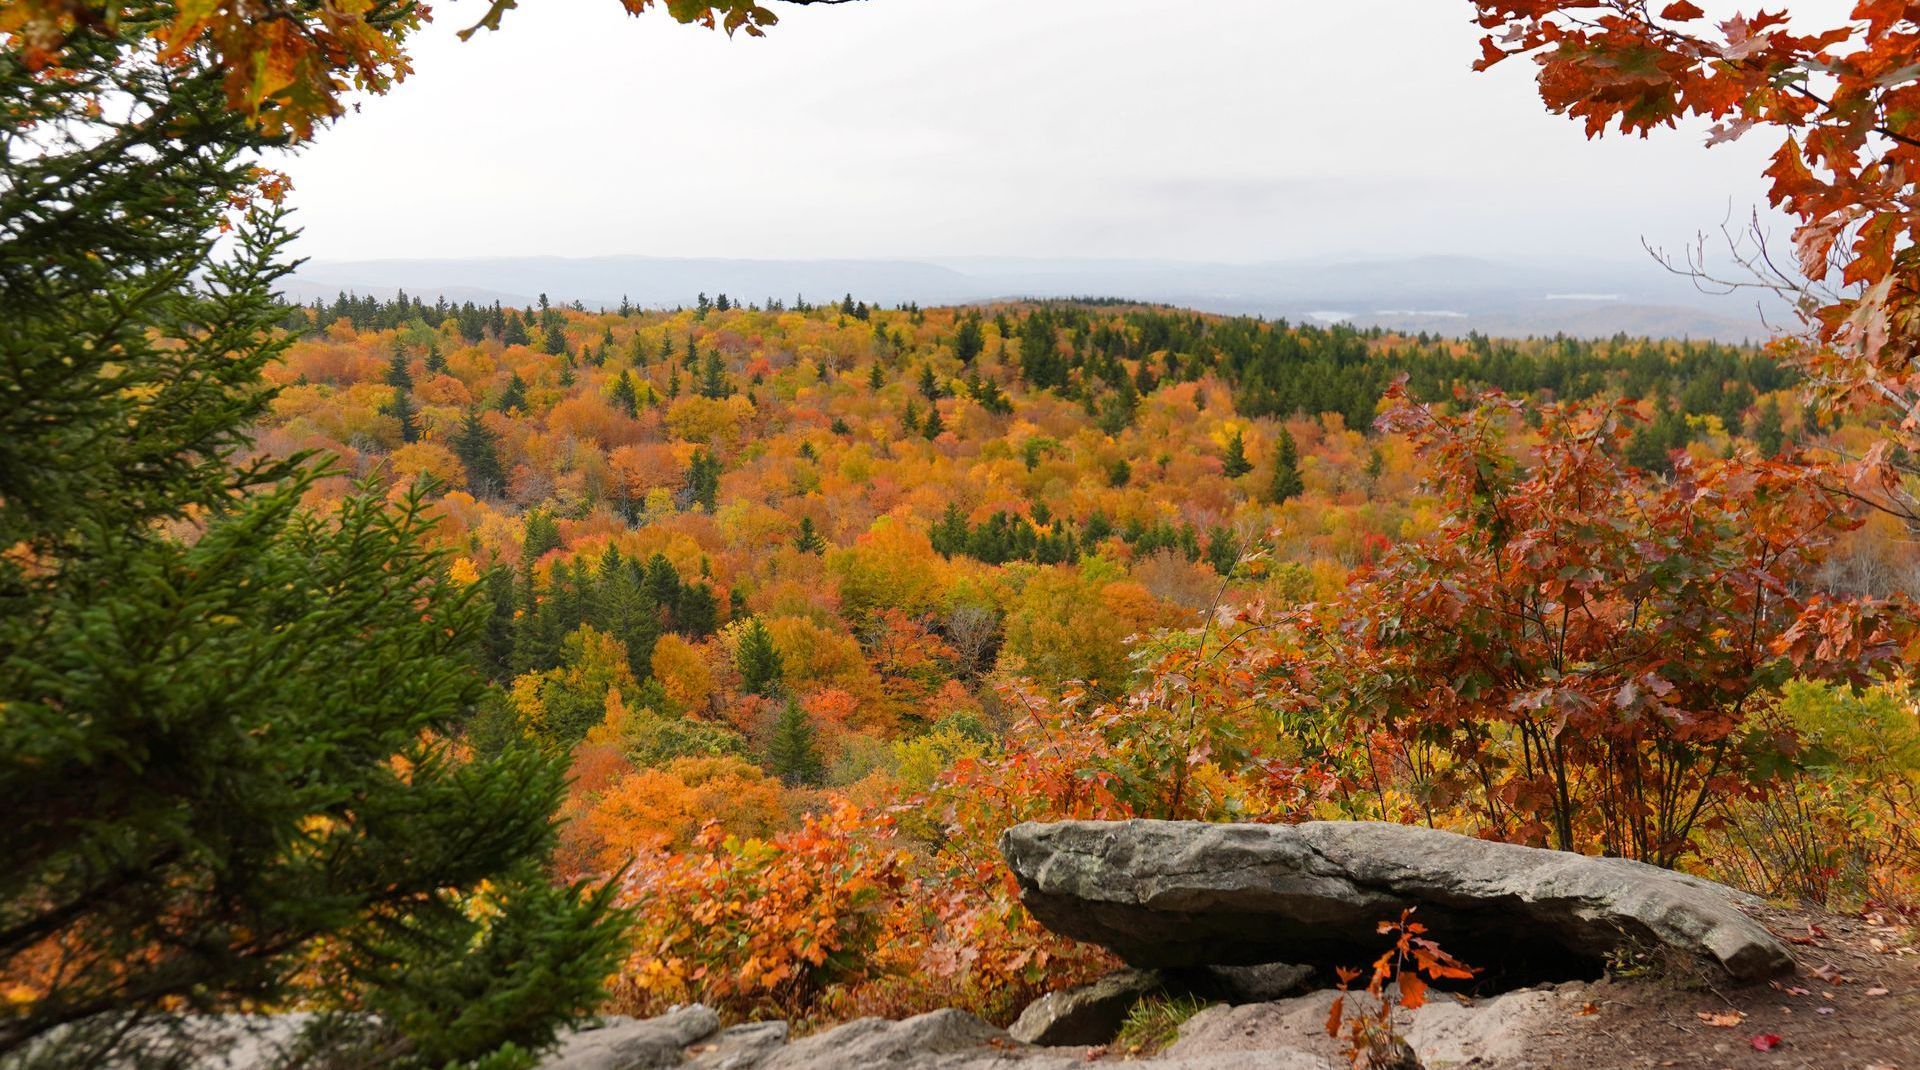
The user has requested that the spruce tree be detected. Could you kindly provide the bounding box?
[1223,429,1253,477]
[0,22,620,1066]
[922,403,945,439]
[543,320,568,356]
[736,618,784,697]
[497,371,529,413]
[454,409,507,497]
[388,384,420,444]
[1269,427,1305,503]
[794,516,827,554]
[954,314,985,364]
[611,369,641,417]
[768,701,824,785]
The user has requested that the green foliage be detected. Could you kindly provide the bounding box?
[769,701,824,785]
[0,22,621,1064]
[1222,429,1252,478]
[736,617,785,697]
[1269,427,1304,504]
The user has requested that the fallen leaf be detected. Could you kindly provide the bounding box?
[1696,1011,1745,1027]
[1812,963,1849,983]
[1816,1007,1835,1016]
[1864,987,1889,996]
[1576,1001,1599,1016]
[1750,1034,1783,1052]
[1785,986,1811,996]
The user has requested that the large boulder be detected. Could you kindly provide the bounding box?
[1000,820,1792,982]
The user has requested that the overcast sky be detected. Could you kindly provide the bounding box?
[276,0,1854,266]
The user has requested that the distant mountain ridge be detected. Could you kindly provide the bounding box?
[283,253,1782,342]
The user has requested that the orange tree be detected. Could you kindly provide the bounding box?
[1308,385,1908,865]
[1469,1,1920,517]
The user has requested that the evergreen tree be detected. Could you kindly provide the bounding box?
[768,701,824,785]
[736,617,784,697]
[454,409,507,497]
[0,29,619,1066]
[919,363,940,400]
[676,582,719,639]
[502,311,531,347]
[1223,429,1253,477]
[1753,397,1786,456]
[424,338,446,375]
[922,403,945,439]
[386,344,414,389]
[542,320,568,356]
[497,371,528,413]
[954,313,985,364]
[387,384,419,444]
[1018,309,1067,389]
[699,348,732,399]
[869,363,885,390]
[794,516,828,554]
[687,449,722,511]
[611,369,640,417]
[1269,427,1305,503]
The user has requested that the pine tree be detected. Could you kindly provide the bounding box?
[794,516,827,554]
[0,32,619,1067]
[455,409,507,497]
[1753,397,1786,456]
[922,403,945,439]
[542,320,568,356]
[699,348,731,399]
[386,344,414,389]
[611,370,640,417]
[1223,429,1253,477]
[1269,427,1304,503]
[954,314,985,364]
[424,338,446,375]
[502,311,531,347]
[687,449,721,511]
[388,385,419,444]
[869,363,885,390]
[768,701,824,785]
[919,363,940,400]
[497,371,528,413]
[676,581,719,638]
[736,617,784,697]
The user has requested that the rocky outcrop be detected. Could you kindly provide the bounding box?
[1007,967,1163,1046]
[1000,819,1793,982]
[545,1006,723,1070]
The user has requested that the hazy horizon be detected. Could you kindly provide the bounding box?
[275,0,1853,269]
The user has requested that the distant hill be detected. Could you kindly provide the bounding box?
[283,253,1781,342]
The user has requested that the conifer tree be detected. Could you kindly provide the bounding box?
[922,403,945,439]
[1223,428,1253,477]
[768,701,823,785]
[736,617,784,697]
[0,24,620,1066]
[794,516,827,554]
[455,409,507,497]
[1269,426,1305,503]
[386,344,414,389]
[502,311,531,348]
[611,369,641,417]
[954,314,985,364]
[543,320,568,356]
[699,348,731,399]
[388,384,420,444]
[497,371,528,413]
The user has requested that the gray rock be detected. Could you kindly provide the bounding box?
[1170,962,1315,1004]
[1008,967,1163,1046]
[682,1020,790,1070]
[1000,819,1793,982]
[542,1005,721,1070]
[759,1009,1011,1069]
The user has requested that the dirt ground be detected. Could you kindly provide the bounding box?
[1517,904,1919,1070]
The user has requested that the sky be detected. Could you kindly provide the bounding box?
[277,0,1857,267]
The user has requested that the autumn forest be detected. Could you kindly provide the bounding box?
[6,1,1920,1069]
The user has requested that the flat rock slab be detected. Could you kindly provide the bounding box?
[1000,819,1793,982]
